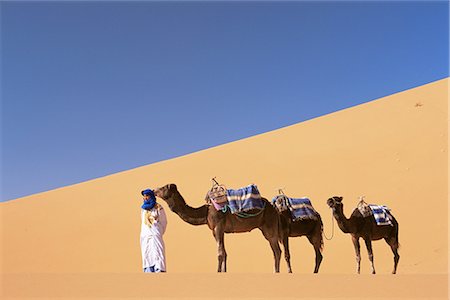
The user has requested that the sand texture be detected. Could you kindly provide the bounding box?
[1,78,448,299]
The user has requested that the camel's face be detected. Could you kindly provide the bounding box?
[154,184,178,200]
[327,196,343,209]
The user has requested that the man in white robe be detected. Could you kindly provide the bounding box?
[140,189,167,273]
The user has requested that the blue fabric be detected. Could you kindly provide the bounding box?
[144,266,155,273]
[141,189,155,197]
[141,189,157,210]
[144,266,165,273]
[226,184,265,214]
[287,197,319,221]
[142,198,156,210]
[369,205,393,226]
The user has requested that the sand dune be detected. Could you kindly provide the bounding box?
[3,274,448,299]
[1,78,448,299]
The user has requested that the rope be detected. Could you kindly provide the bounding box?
[235,207,265,218]
[324,208,335,240]
[221,205,229,213]
[221,202,266,218]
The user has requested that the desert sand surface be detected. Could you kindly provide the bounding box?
[1,78,448,299]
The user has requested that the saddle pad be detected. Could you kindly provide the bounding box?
[288,197,319,221]
[226,184,265,214]
[369,205,393,226]
[271,195,290,212]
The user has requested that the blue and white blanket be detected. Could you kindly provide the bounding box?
[369,205,393,226]
[287,197,319,221]
[272,196,319,221]
[226,184,265,214]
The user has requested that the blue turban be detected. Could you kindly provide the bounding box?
[141,189,156,210]
[141,189,155,197]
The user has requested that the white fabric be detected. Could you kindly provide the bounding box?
[140,203,167,271]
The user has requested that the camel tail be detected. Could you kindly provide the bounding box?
[392,217,400,249]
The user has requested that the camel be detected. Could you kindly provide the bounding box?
[154,184,283,272]
[272,199,323,273]
[326,196,400,274]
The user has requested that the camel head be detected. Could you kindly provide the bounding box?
[154,184,178,201]
[327,196,343,210]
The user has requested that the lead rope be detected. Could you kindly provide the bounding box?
[324,208,335,240]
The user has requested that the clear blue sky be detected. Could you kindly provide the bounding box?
[1,1,448,201]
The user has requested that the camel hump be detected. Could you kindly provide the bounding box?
[357,200,394,226]
[368,204,394,226]
[226,184,265,214]
[288,197,319,220]
[357,199,372,217]
[275,194,319,221]
[272,194,290,212]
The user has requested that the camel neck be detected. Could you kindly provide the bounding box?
[332,205,356,234]
[168,191,208,226]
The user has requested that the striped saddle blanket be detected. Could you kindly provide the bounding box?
[272,195,319,221]
[358,202,393,226]
[287,197,319,221]
[226,184,265,214]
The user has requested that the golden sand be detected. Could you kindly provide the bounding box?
[1,78,448,299]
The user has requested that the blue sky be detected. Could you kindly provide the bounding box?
[1,1,448,201]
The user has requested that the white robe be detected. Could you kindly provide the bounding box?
[140,203,167,271]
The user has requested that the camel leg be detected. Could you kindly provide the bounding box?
[351,235,361,274]
[269,237,281,273]
[282,236,292,273]
[213,226,227,272]
[221,243,227,273]
[307,235,323,273]
[385,237,400,274]
[260,228,281,273]
[364,239,376,274]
